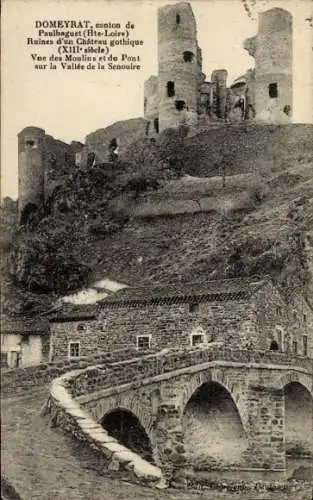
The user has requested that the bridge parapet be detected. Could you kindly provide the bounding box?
[66,347,312,399]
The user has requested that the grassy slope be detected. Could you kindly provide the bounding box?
[2,124,313,314]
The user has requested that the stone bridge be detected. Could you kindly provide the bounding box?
[48,347,313,486]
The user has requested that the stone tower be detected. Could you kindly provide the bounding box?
[244,8,293,123]
[18,126,46,223]
[158,2,202,132]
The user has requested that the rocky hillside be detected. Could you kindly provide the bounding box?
[2,123,313,316]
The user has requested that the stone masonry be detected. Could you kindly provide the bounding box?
[47,345,313,485]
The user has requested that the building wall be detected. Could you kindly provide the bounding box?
[49,282,312,362]
[1,333,47,368]
[50,291,280,359]
[49,320,100,360]
[92,299,253,353]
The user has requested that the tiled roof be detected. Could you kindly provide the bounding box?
[45,276,271,319]
[1,316,50,335]
[98,276,270,308]
[47,303,98,322]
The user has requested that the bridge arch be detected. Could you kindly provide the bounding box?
[181,376,249,467]
[180,369,247,430]
[284,381,313,457]
[90,391,155,446]
[101,407,154,462]
[277,371,313,397]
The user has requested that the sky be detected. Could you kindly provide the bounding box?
[1,0,312,199]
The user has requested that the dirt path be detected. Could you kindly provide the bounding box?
[1,389,312,500]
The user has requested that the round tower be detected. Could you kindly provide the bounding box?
[246,8,293,123]
[18,126,46,223]
[158,2,201,132]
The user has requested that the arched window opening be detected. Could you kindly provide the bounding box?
[175,100,186,111]
[153,118,159,133]
[101,409,153,462]
[176,13,181,24]
[270,340,279,351]
[167,81,175,97]
[182,382,248,466]
[183,51,194,62]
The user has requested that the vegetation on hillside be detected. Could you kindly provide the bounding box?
[1,124,313,316]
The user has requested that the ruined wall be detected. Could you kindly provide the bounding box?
[158,2,201,131]
[244,8,293,123]
[82,118,146,164]
[211,69,228,120]
[144,75,159,137]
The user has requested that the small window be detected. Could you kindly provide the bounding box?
[191,334,205,347]
[269,83,278,98]
[292,311,297,321]
[276,306,282,316]
[154,118,159,133]
[183,51,194,62]
[270,340,279,351]
[144,97,147,111]
[77,323,87,332]
[167,81,175,97]
[136,335,151,350]
[303,314,307,323]
[176,13,181,24]
[292,340,298,354]
[68,341,80,358]
[25,139,37,149]
[189,302,199,313]
[175,100,186,111]
[303,335,308,356]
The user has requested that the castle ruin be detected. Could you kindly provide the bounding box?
[18,3,294,221]
[144,3,293,134]
[18,126,84,223]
